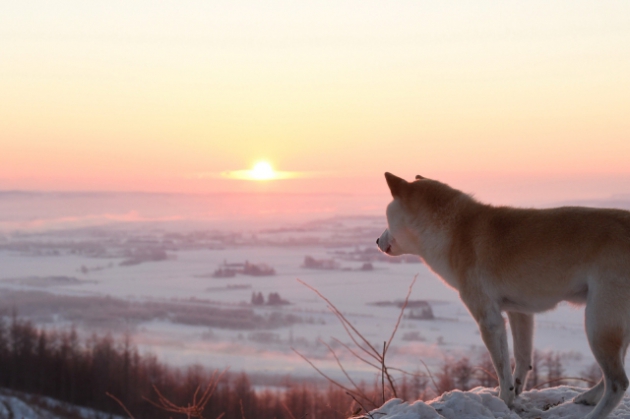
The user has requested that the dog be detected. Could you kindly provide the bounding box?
[377,172,630,419]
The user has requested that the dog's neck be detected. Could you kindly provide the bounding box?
[413,195,482,291]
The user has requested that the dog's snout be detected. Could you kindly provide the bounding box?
[376,238,379,245]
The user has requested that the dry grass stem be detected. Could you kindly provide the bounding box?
[297,279,380,360]
[474,367,498,382]
[144,368,227,419]
[345,391,376,419]
[240,399,246,419]
[291,347,376,407]
[106,392,136,419]
[297,277,418,405]
[330,337,382,370]
[280,400,297,419]
[418,359,439,393]
[385,275,417,354]
[319,339,373,403]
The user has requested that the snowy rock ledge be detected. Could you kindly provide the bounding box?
[365,386,630,419]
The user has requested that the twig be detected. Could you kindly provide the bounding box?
[240,399,246,419]
[144,368,227,418]
[381,340,397,399]
[346,392,375,419]
[297,277,418,403]
[298,279,380,359]
[330,337,382,370]
[106,392,136,419]
[418,359,439,393]
[381,342,386,404]
[292,347,377,407]
[385,275,417,354]
[474,367,498,382]
[280,401,297,419]
[319,339,373,403]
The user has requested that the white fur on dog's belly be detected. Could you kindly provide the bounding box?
[500,297,562,313]
[500,286,588,314]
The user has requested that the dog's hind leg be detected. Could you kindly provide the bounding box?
[507,312,533,396]
[581,289,629,419]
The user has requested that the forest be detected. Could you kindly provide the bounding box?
[0,315,598,419]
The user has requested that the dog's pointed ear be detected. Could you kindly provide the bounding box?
[415,175,425,180]
[385,172,408,197]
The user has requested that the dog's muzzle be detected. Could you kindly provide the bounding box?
[377,230,393,254]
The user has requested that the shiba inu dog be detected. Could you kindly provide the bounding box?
[377,173,630,419]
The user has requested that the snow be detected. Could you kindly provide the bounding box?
[366,386,630,419]
[0,390,125,419]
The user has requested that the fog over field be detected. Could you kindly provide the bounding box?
[2,191,630,385]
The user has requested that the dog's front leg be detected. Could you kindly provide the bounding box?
[467,301,515,407]
[507,311,534,396]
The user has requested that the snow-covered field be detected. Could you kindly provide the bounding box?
[369,387,630,419]
[1,192,629,385]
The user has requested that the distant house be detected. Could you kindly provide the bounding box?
[301,255,340,270]
[212,260,276,278]
[251,291,290,306]
[368,299,435,320]
[405,301,435,320]
[242,261,276,276]
[267,292,290,306]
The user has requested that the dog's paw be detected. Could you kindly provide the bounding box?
[573,383,604,406]
[514,377,524,396]
[573,393,598,406]
[500,386,515,408]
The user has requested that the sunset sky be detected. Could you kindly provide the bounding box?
[1,1,629,205]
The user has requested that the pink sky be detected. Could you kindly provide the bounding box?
[1,1,629,207]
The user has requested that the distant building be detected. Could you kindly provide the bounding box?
[301,255,340,270]
[242,261,276,276]
[405,301,434,320]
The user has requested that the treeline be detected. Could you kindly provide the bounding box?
[0,316,358,418]
[0,315,600,419]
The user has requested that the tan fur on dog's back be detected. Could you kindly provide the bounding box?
[457,205,630,302]
[380,173,630,419]
[404,179,630,304]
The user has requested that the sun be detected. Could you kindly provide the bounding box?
[220,161,300,181]
[250,161,275,180]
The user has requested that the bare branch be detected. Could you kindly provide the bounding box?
[330,337,382,370]
[292,347,377,408]
[319,338,373,403]
[298,279,380,358]
[106,392,136,419]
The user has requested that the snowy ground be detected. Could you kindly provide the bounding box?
[367,386,630,419]
[0,389,125,419]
